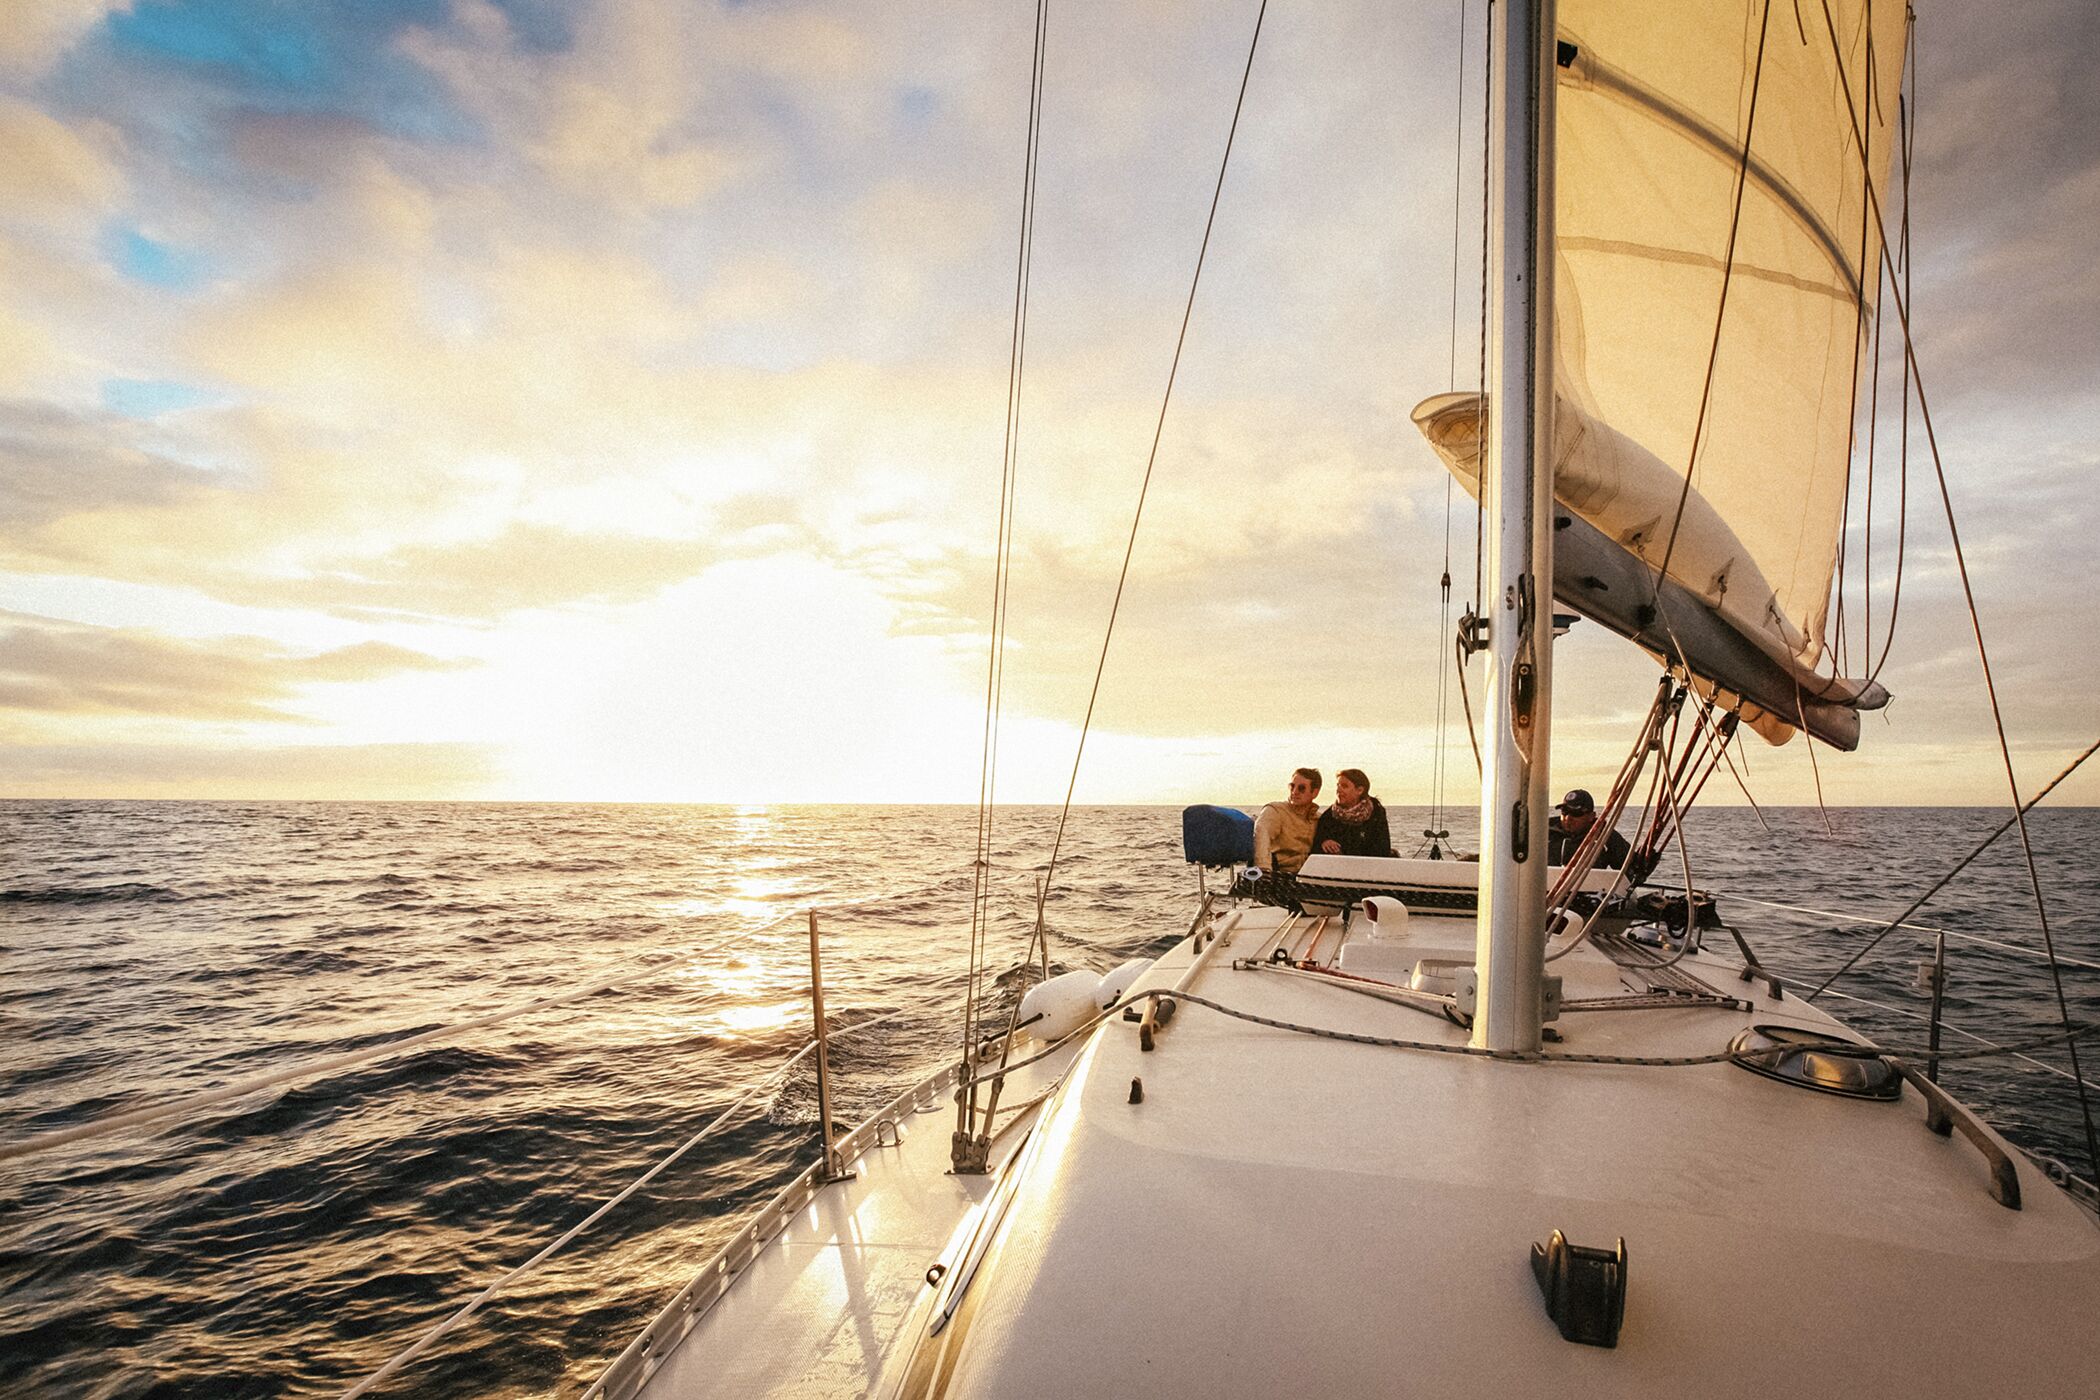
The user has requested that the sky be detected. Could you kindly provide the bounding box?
[0,0,2095,807]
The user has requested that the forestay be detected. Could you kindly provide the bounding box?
[1417,0,1908,745]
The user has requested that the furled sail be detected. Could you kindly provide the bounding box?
[1417,0,1907,748]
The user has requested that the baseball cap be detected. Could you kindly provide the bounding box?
[1556,789,1595,815]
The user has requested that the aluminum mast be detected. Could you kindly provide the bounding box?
[1471,0,1558,1054]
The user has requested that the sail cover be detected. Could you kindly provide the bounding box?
[1419,0,1907,745]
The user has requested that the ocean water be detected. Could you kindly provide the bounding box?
[2,801,2095,1397]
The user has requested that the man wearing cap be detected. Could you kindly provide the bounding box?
[1547,788,1630,869]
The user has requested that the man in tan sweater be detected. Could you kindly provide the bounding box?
[1252,768,1322,874]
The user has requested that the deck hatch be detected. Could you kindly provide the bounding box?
[1729,1024,1901,1100]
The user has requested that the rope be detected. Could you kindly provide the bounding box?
[1036,0,1267,898]
[0,926,794,1167]
[1428,0,1471,846]
[1867,21,1915,683]
[1471,0,1489,613]
[338,1006,915,1398]
[1816,0,2098,1179]
[1717,727,1772,831]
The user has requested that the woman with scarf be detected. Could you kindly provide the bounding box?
[1314,768,1393,858]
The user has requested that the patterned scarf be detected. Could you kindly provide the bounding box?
[1328,795,1375,825]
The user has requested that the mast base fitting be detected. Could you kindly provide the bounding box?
[1531,1230,1628,1347]
[1454,969,1562,1024]
[950,1131,990,1175]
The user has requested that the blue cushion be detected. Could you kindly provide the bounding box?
[1182,804,1254,865]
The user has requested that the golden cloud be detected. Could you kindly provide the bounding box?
[0,610,473,722]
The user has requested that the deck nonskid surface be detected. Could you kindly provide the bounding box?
[936,907,2100,1398]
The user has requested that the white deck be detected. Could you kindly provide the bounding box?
[613,903,2100,1399]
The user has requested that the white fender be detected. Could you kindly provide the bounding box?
[1094,958,1152,1010]
[1017,968,1102,1043]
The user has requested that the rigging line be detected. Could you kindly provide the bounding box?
[1455,631,1483,779]
[1807,735,2100,998]
[966,0,1048,1060]
[1472,0,1490,612]
[1725,893,2100,975]
[1432,0,1482,841]
[1868,49,1915,682]
[1815,0,2098,1182]
[1036,0,1269,899]
[340,1006,915,1400]
[1718,722,1773,831]
[1625,711,1707,974]
[1793,687,1835,836]
[1860,151,1883,667]
[1831,4,1878,679]
[1816,988,2100,1098]
[1641,0,1774,640]
[0,926,789,1167]
[1669,702,1736,853]
[1653,686,1719,855]
[1446,0,1469,391]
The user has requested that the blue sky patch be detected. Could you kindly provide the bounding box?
[103,226,213,290]
[899,86,938,124]
[103,0,476,144]
[102,378,223,418]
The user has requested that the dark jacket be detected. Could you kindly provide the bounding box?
[1547,817,1631,869]
[1312,798,1394,859]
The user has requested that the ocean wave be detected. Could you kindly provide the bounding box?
[0,882,182,905]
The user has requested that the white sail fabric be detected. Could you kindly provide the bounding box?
[1420,0,1907,741]
[1553,0,1906,668]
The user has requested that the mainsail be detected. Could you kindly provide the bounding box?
[1417,0,1908,749]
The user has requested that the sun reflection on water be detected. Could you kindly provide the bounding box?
[707,1000,807,1035]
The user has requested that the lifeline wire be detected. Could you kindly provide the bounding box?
[1807,735,2100,1000]
[1724,890,2100,976]
[340,1006,915,1398]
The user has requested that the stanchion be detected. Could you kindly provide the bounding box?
[809,909,853,1183]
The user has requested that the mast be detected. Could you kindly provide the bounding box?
[1471,0,1557,1054]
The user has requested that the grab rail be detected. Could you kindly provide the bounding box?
[1891,1060,2022,1210]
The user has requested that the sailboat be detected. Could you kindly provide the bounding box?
[590,1,2100,1395]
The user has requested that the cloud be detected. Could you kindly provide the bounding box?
[0,739,501,799]
[0,1,130,78]
[1901,1,2100,410]
[0,398,218,528]
[252,523,728,619]
[0,610,472,721]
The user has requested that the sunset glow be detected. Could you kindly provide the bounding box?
[3,2,2095,806]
